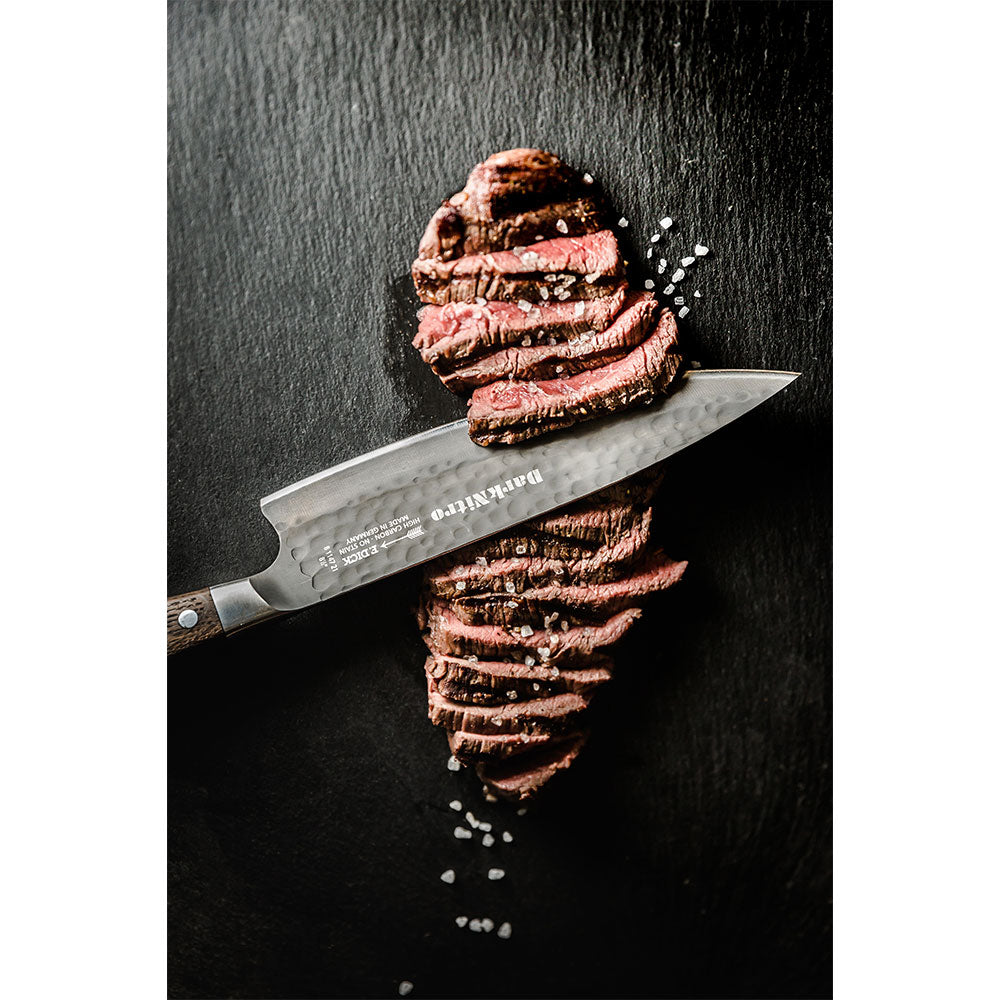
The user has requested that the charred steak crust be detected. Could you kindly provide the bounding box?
[467,309,683,446]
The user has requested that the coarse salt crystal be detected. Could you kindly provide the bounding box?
[532,683,540,691]
[449,800,462,811]
[534,234,544,240]
[694,243,709,256]
[465,811,479,828]
[672,268,685,282]
[467,655,478,662]
[584,271,600,283]
[560,621,569,632]
[469,919,482,932]
[488,868,505,880]
[516,808,527,816]
[440,869,456,884]
[497,922,512,939]
[517,299,532,312]
[644,280,654,289]
[618,217,629,227]
[539,286,549,300]
[399,981,414,996]
[556,218,568,234]
[505,582,516,593]
[664,284,675,295]
[507,690,517,700]
[681,256,695,266]
[520,625,533,637]
[475,296,486,305]
[544,273,558,282]
[678,305,690,318]
[502,831,513,843]
[481,918,495,932]
[454,826,472,839]
[694,290,702,298]
[512,245,525,257]
[522,251,539,264]
[515,544,527,554]
[483,791,498,803]
[454,580,466,591]
[524,655,535,666]
[674,296,685,305]
[582,172,594,184]
[491,716,503,726]
[455,915,468,927]
[475,556,488,566]
[482,833,495,847]
[447,756,461,772]
[650,233,660,243]
[646,248,653,258]
[657,261,666,274]
[573,301,585,317]
[521,337,531,348]
[555,365,564,373]
[555,289,570,301]
[505,600,518,609]
[660,217,673,229]
[480,822,492,832]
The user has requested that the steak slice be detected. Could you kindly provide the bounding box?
[468,308,683,445]
[426,675,590,735]
[435,291,658,392]
[411,230,623,305]
[476,732,589,801]
[426,652,613,702]
[448,728,557,762]
[449,550,687,627]
[418,197,605,261]
[413,284,628,368]
[425,507,653,598]
[421,600,642,663]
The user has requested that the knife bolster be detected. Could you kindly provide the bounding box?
[209,578,283,634]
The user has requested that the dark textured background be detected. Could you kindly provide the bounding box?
[168,1,831,997]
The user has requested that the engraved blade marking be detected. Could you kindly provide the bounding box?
[250,370,798,611]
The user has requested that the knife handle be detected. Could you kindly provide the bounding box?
[167,588,224,654]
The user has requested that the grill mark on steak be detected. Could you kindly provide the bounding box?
[468,308,683,446]
[426,652,613,701]
[411,230,623,305]
[424,506,653,598]
[427,674,590,735]
[449,550,687,628]
[413,285,627,367]
[418,197,605,261]
[434,291,658,393]
[476,731,589,802]
[421,600,643,663]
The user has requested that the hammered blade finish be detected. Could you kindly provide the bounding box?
[249,370,797,611]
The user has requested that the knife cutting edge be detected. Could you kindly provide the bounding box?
[167,368,799,654]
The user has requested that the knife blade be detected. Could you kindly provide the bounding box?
[167,368,798,653]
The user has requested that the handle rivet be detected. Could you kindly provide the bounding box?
[178,609,199,629]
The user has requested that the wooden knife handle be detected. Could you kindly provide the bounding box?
[167,588,225,654]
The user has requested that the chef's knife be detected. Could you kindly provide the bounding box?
[167,368,798,653]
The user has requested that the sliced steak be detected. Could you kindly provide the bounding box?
[413,284,628,368]
[448,728,557,762]
[466,530,602,563]
[418,196,605,260]
[476,732,589,801]
[450,550,687,627]
[426,675,590,735]
[426,652,613,702]
[422,600,642,663]
[468,308,683,445]
[425,507,653,597]
[411,230,623,305]
[435,291,658,392]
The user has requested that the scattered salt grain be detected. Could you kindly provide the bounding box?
[555,289,570,301]
[539,286,549,300]
[646,248,653,258]
[475,296,487,305]
[681,256,695,266]
[555,218,569,234]
[506,600,518,609]
[480,821,492,832]
[399,981,414,996]
[449,800,462,811]
[538,647,550,660]
[555,365,564,373]
[469,919,482,932]
[455,916,468,927]
[454,580,466,592]
[534,234,544,241]
[674,296,685,306]
[507,690,517,700]
[524,655,535,666]
[532,683,540,691]
[482,833,495,847]
[488,868,505,881]
[517,808,528,816]
[481,918,495,932]
[483,791,498,803]
[465,811,479,828]
[515,544,527,555]
[573,301,585,317]
[694,243,709,256]
[671,268,685,282]
[664,283,675,295]
[660,217,673,229]
[476,556,488,567]
[582,172,594,184]
[467,655,478,662]
[517,299,533,313]
[440,869,456,884]
[560,621,569,632]
[694,290,702,298]
[650,233,660,243]
[618,217,629,227]
[505,582,516,593]
[678,305,690,318]
[519,625,533,637]
[584,271,600,283]
[491,716,503,727]
[502,831,514,843]
[644,280,654,290]
[657,261,666,274]
[454,826,472,840]
[498,922,512,939]
[447,756,461,772]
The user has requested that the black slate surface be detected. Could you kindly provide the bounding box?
[168,2,832,997]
